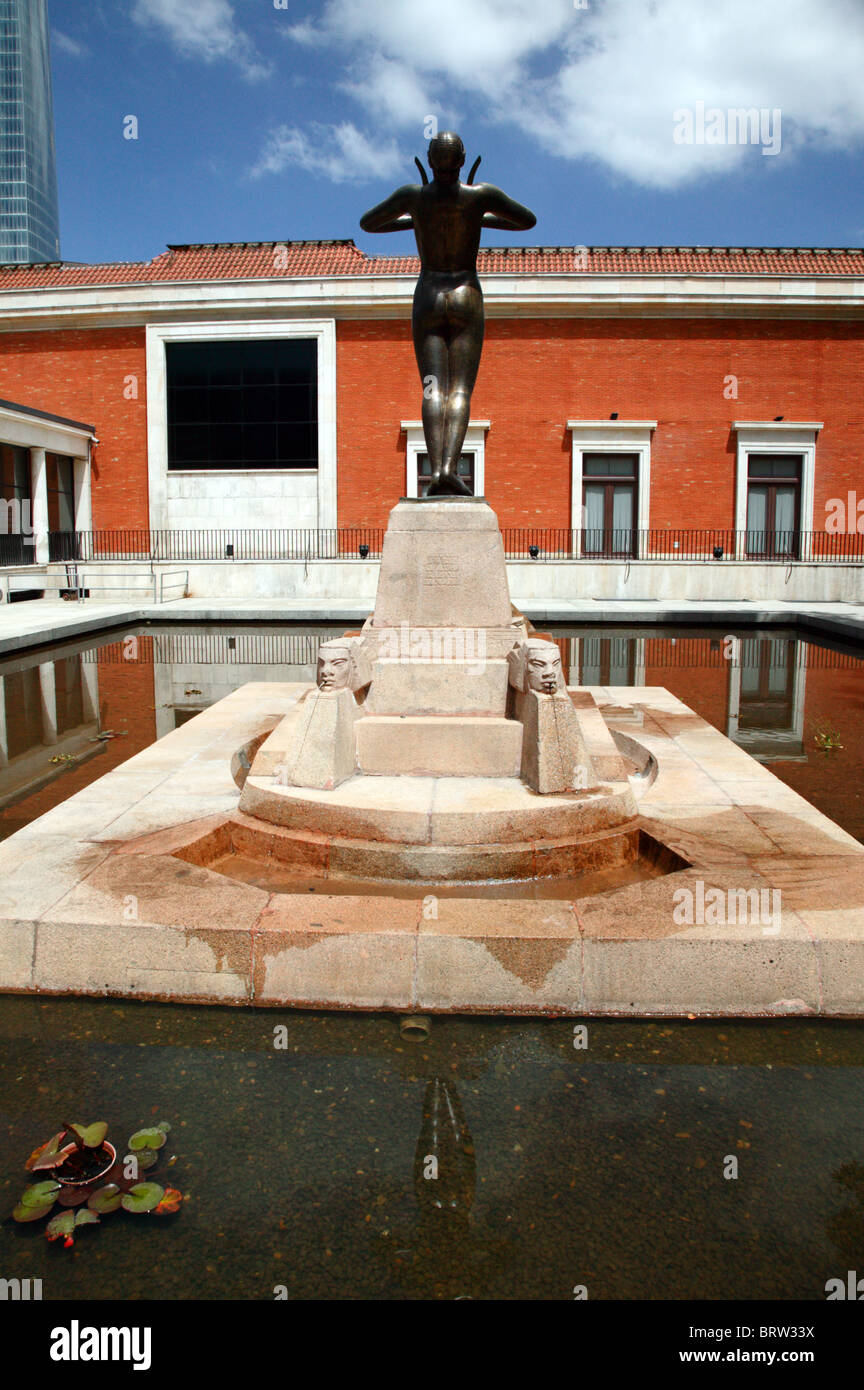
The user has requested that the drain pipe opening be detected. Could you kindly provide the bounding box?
[399,1014,431,1042]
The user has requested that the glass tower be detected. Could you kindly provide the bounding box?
[0,0,60,263]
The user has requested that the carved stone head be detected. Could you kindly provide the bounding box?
[316,637,372,693]
[316,642,352,691]
[508,639,565,695]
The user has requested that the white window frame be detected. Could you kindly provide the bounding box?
[401,419,490,498]
[145,319,337,530]
[733,421,821,559]
[567,421,656,556]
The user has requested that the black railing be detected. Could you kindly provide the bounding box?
[27,526,864,564]
[0,534,35,565]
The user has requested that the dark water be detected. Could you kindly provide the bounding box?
[2,997,864,1301]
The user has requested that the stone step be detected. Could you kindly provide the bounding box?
[355,715,523,778]
[364,657,509,716]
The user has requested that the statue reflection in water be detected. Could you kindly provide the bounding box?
[384,1075,510,1299]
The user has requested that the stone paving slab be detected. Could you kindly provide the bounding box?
[0,681,863,1016]
[2,596,864,655]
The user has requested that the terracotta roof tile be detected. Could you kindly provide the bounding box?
[0,240,863,292]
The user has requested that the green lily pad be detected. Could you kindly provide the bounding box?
[70,1122,108,1148]
[74,1208,99,1228]
[12,1201,55,1223]
[87,1184,122,1214]
[45,1210,75,1241]
[128,1127,168,1152]
[123,1148,158,1175]
[20,1180,61,1208]
[120,1182,164,1214]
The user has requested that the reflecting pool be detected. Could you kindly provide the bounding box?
[2,997,864,1301]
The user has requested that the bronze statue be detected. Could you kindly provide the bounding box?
[360,132,536,497]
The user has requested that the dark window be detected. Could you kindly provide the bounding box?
[47,453,75,531]
[581,452,637,557]
[54,656,84,735]
[416,453,475,497]
[746,454,801,558]
[0,443,33,564]
[738,638,796,731]
[4,666,42,759]
[166,339,318,470]
[578,635,636,685]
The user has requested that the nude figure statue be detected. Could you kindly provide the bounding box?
[360,132,536,497]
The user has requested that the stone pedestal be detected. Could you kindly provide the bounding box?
[355,715,523,777]
[370,499,512,630]
[515,688,599,794]
[245,688,357,792]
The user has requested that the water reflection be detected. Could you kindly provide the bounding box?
[2,623,863,843]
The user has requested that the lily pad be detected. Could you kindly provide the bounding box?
[122,1148,158,1177]
[154,1186,182,1215]
[46,1207,99,1246]
[45,1210,75,1242]
[128,1127,167,1152]
[87,1184,122,1215]
[20,1180,62,1208]
[69,1122,108,1149]
[12,1201,55,1223]
[56,1185,93,1207]
[26,1132,73,1171]
[121,1182,164,1214]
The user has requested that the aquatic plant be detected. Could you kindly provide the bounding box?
[12,1120,181,1247]
[812,718,844,751]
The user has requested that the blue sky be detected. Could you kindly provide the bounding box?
[48,0,864,265]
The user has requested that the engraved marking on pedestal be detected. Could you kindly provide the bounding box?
[421,556,462,587]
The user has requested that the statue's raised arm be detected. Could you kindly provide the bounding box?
[480,185,536,233]
[359,185,416,235]
[358,132,536,496]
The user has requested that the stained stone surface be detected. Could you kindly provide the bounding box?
[1,680,864,1016]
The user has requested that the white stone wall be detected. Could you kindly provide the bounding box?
[38,557,864,604]
[163,471,318,532]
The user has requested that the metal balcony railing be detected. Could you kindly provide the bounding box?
[24,526,864,564]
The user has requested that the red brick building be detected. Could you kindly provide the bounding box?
[1,240,863,559]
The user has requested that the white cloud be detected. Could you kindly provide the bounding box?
[341,56,439,130]
[132,0,270,81]
[249,122,404,184]
[281,0,864,189]
[52,31,88,58]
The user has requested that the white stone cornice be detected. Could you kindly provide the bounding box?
[0,401,96,454]
[2,273,864,330]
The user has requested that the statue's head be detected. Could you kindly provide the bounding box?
[508,639,565,695]
[428,131,465,185]
[316,637,372,693]
[316,641,352,691]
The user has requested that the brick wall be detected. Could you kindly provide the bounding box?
[336,317,864,530]
[2,315,863,536]
[0,325,149,530]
